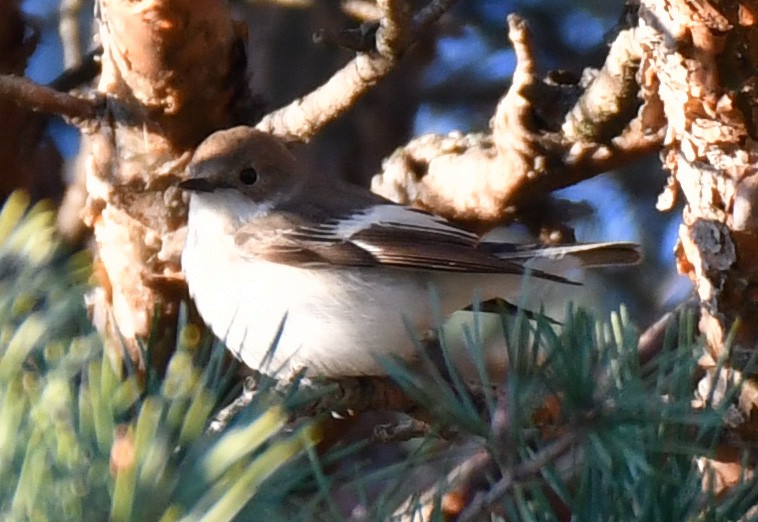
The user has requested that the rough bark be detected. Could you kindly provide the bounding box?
[83,0,252,367]
[640,3,758,383]
[371,16,665,230]
[636,0,758,492]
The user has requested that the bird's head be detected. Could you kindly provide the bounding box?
[179,126,300,205]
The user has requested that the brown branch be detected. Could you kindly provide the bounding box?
[638,299,699,365]
[371,14,664,229]
[0,74,100,124]
[388,449,494,521]
[531,118,666,198]
[561,28,644,143]
[375,0,412,57]
[456,431,580,522]
[342,1,382,22]
[493,14,537,136]
[256,0,456,141]
[373,417,436,442]
[207,373,421,435]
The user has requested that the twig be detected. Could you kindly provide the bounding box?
[206,376,258,435]
[562,28,644,143]
[287,376,419,417]
[342,0,382,22]
[456,430,580,522]
[389,449,494,521]
[490,14,538,155]
[412,0,457,33]
[206,373,421,435]
[313,23,379,53]
[494,15,664,205]
[257,0,456,141]
[373,417,434,442]
[535,118,665,198]
[638,299,699,365]
[375,0,412,58]
[49,46,102,92]
[0,74,100,124]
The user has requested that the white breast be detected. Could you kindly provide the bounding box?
[183,194,440,376]
[185,251,432,376]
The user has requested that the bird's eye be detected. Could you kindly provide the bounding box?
[238,167,258,185]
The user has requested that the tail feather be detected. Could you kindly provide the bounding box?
[482,241,642,268]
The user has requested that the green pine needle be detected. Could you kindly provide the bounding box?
[0,192,317,521]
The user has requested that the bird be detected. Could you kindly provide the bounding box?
[179,126,640,378]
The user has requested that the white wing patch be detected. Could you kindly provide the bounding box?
[351,239,382,253]
[331,204,476,243]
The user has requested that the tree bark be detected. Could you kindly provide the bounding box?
[639,1,758,378]
[637,0,758,492]
[84,0,251,367]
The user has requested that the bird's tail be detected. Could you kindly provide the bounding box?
[482,241,642,268]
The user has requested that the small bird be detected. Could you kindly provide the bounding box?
[179,126,640,378]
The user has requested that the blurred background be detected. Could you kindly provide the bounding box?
[19,0,691,325]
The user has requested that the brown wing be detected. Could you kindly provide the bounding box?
[232,211,377,267]
[233,203,574,283]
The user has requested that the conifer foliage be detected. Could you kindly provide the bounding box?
[0,194,317,521]
[0,193,757,520]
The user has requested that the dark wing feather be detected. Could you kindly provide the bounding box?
[233,212,377,267]
[349,222,527,274]
[233,203,574,283]
[480,241,642,267]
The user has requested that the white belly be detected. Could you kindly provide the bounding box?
[182,195,529,377]
[185,252,445,375]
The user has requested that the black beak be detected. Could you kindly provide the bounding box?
[178,178,216,192]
